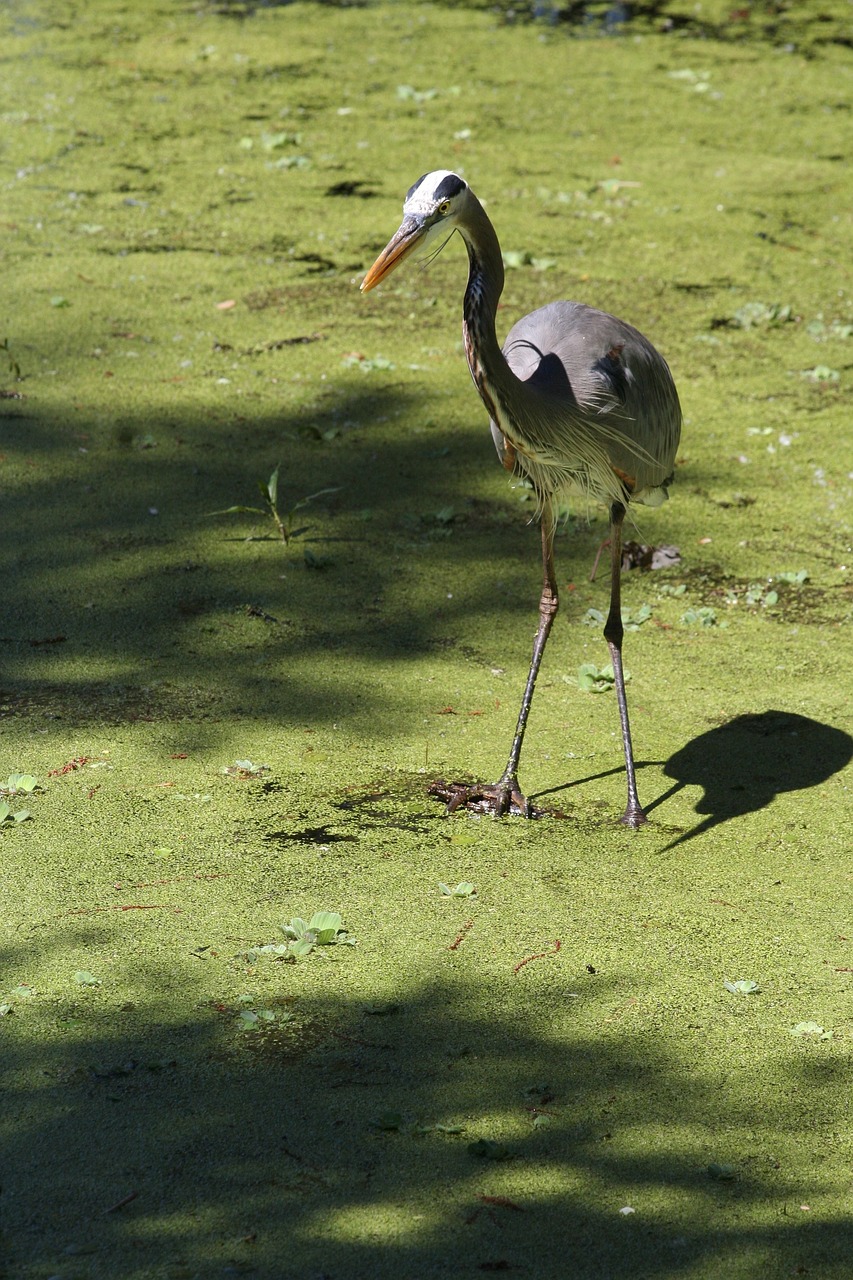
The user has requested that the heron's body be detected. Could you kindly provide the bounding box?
[489,300,680,510]
[361,170,682,824]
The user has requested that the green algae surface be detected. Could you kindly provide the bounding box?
[2,3,852,1277]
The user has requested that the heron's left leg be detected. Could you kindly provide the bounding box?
[440,504,558,817]
[603,501,647,827]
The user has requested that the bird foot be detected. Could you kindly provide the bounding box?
[428,777,538,818]
[619,804,648,829]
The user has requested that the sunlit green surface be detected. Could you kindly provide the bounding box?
[2,3,851,1277]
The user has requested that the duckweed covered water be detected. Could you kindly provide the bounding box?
[2,2,851,1277]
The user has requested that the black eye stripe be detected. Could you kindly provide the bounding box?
[434,174,465,202]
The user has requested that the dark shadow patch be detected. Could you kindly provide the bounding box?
[325,179,379,198]
[264,824,359,845]
[649,711,853,848]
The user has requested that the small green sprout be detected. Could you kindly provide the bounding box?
[776,569,809,585]
[74,971,101,987]
[209,465,340,545]
[724,979,760,995]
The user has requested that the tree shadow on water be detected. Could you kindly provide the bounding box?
[648,710,853,849]
[3,960,850,1280]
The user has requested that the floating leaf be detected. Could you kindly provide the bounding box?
[680,606,719,627]
[708,1162,737,1181]
[289,939,315,957]
[776,569,809,585]
[260,130,296,151]
[790,1021,832,1039]
[731,301,794,330]
[572,662,627,693]
[801,365,839,383]
[74,970,101,987]
[724,979,759,995]
[439,881,476,899]
[5,773,37,794]
[221,759,270,778]
[307,911,344,943]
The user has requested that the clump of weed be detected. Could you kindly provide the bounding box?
[210,465,339,545]
[243,911,355,963]
[0,773,39,826]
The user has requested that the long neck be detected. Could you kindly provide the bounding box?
[459,196,515,406]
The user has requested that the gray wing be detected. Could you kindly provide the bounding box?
[492,301,682,506]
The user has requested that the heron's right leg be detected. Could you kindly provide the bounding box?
[603,501,647,827]
[445,506,558,817]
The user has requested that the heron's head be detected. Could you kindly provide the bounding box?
[360,170,468,292]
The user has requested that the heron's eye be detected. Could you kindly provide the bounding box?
[438,200,451,216]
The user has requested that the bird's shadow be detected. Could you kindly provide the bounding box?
[645,709,853,849]
[532,710,851,846]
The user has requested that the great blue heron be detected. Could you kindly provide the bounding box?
[361,170,682,826]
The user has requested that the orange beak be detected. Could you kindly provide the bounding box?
[360,216,427,293]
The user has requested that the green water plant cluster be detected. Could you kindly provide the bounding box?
[0,773,38,827]
[235,994,295,1032]
[244,912,355,964]
[438,881,476,898]
[582,604,652,631]
[569,663,630,693]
